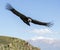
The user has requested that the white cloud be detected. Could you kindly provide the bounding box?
[31,36,54,41]
[27,28,60,41]
[28,28,60,45]
[31,36,56,44]
[30,28,53,34]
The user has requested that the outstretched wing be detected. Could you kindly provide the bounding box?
[6,4,30,26]
[31,18,53,27]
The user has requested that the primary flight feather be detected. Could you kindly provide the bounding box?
[6,4,53,27]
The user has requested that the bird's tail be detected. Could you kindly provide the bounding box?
[6,3,14,11]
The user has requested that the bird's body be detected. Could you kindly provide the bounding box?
[6,4,53,27]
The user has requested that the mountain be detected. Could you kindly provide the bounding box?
[0,36,40,50]
[28,38,60,50]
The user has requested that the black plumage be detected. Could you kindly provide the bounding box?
[6,4,53,27]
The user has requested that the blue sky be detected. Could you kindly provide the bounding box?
[0,0,60,40]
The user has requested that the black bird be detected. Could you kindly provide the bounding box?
[6,4,53,27]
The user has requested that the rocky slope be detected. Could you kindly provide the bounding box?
[0,36,40,50]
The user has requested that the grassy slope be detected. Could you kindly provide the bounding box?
[0,36,40,50]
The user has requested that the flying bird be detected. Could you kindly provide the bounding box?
[6,4,53,27]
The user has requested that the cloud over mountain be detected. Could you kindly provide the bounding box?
[28,37,60,50]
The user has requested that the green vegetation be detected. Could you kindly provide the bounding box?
[0,36,40,50]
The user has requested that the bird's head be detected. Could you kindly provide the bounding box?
[28,17,32,22]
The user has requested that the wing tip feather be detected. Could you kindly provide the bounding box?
[46,22,53,27]
[6,3,13,10]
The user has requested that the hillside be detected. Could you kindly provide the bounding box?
[0,36,40,50]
